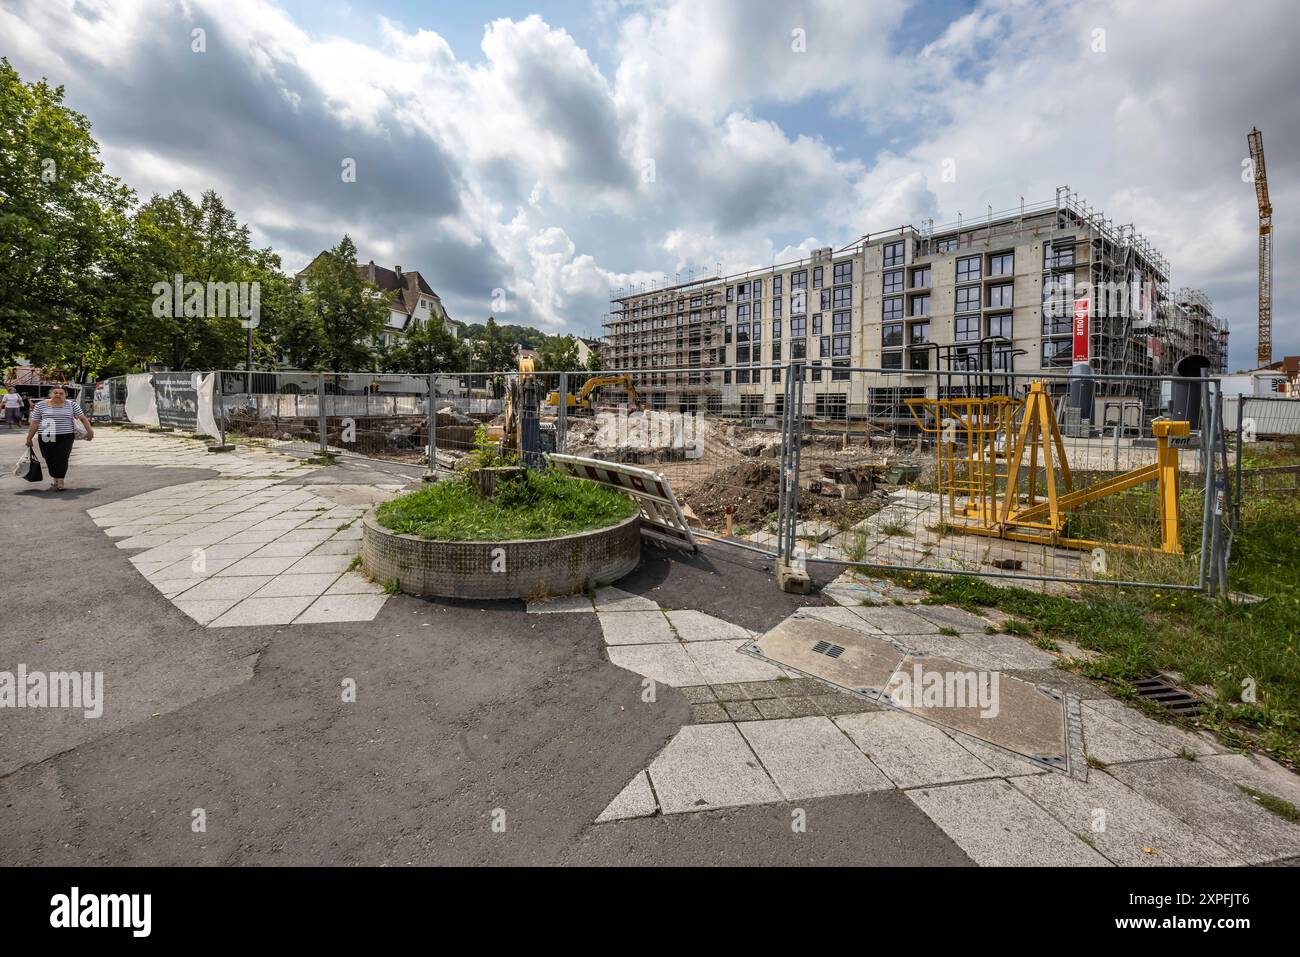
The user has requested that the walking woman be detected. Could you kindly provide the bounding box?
[25,386,94,491]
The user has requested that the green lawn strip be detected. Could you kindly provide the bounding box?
[375,468,636,542]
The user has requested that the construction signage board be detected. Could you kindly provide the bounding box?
[547,453,698,552]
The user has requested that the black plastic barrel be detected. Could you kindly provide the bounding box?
[1068,362,1095,424]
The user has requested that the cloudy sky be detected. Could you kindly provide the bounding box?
[3,0,1296,367]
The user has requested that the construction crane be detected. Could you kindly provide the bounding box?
[1248,127,1272,368]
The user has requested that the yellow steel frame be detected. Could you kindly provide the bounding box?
[905,382,1189,555]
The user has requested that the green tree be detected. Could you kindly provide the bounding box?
[0,58,133,375]
[387,316,467,374]
[585,346,604,372]
[297,235,387,372]
[472,316,516,373]
[539,334,582,372]
[108,189,275,370]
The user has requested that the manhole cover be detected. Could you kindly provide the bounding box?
[812,640,846,658]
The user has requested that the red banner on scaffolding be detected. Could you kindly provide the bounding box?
[1072,296,1090,362]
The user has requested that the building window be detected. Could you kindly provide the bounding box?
[1042,339,1072,366]
[820,288,831,311]
[726,286,734,302]
[832,310,851,333]
[812,266,823,288]
[790,270,807,290]
[791,339,807,360]
[771,365,781,383]
[831,359,850,382]
[910,294,930,317]
[811,314,822,335]
[737,368,750,384]
[772,297,782,317]
[988,284,1013,308]
[833,260,852,285]
[791,289,807,315]
[987,314,1012,340]
[882,351,903,370]
[752,300,762,320]
[832,286,852,309]
[909,350,930,371]
[954,315,979,341]
[884,269,904,294]
[883,241,904,267]
[935,237,958,253]
[956,255,981,282]
[737,303,750,322]
[737,281,749,300]
[772,341,782,361]
[990,252,1014,276]
[955,286,980,312]
[751,321,761,342]
[882,322,903,348]
[832,334,850,357]
[1044,238,1075,268]
[753,278,762,298]
[883,297,903,321]
[790,316,806,339]
[724,325,732,344]
[772,318,782,339]
[909,321,931,344]
[773,275,782,295]
[911,266,930,288]
[736,344,751,363]
[736,322,749,342]
[819,336,831,358]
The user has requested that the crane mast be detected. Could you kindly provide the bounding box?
[1248,127,1272,368]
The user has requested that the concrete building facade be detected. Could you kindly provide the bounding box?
[604,188,1228,419]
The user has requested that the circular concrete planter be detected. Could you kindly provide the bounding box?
[361,511,640,600]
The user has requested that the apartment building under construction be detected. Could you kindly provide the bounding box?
[603,187,1228,420]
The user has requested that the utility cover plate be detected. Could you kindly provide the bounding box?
[743,614,1071,771]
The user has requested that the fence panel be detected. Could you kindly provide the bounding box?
[772,364,1217,590]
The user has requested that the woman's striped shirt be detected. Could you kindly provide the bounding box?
[32,400,85,437]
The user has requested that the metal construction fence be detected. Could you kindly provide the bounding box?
[91,363,1293,595]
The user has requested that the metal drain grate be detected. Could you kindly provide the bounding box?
[812,640,846,659]
[1132,676,1203,717]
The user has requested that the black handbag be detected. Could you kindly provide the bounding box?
[22,449,43,483]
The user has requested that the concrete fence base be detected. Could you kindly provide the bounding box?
[361,512,641,600]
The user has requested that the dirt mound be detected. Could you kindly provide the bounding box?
[681,460,782,528]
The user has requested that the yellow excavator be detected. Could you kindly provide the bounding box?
[546,374,640,414]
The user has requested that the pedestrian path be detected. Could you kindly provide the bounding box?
[82,429,403,626]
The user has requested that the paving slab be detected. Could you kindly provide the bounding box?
[912,604,995,633]
[1198,752,1300,807]
[253,573,343,598]
[684,639,787,684]
[978,632,1059,668]
[210,595,316,627]
[286,553,356,575]
[749,615,907,696]
[1080,703,1176,765]
[598,610,675,645]
[737,716,891,799]
[1082,698,1221,757]
[835,711,996,788]
[794,605,885,634]
[664,610,754,642]
[907,779,1111,866]
[178,575,274,602]
[946,731,1051,778]
[215,555,300,577]
[325,573,384,596]
[647,724,782,814]
[606,643,706,687]
[596,771,659,822]
[1011,770,1244,866]
[592,586,660,612]
[1108,758,1300,864]
[294,593,388,624]
[851,604,946,636]
[173,598,240,625]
